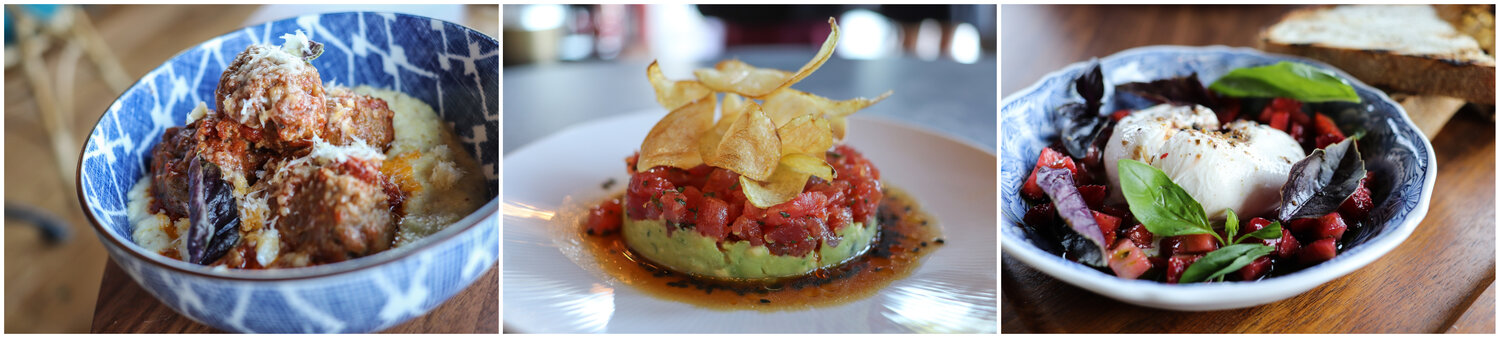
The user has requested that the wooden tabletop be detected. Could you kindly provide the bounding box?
[1001,5,1496,333]
[90,258,498,333]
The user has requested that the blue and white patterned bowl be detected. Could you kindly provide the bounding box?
[1000,46,1436,311]
[76,12,498,332]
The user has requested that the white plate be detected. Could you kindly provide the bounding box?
[502,111,998,333]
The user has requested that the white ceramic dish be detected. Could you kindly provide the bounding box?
[502,111,997,333]
[999,46,1436,311]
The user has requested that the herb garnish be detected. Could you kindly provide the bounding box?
[1208,61,1360,103]
[1117,159,1281,283]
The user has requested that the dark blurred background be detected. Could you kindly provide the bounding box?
[502,4,998,156]
[504,4,995,66]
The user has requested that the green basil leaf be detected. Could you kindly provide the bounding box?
[1179,244,1275,283]
[1240,221,1284,242]
[1208,61,1360,103]
[1224,209,1240,244]
[1117,159,1215,238]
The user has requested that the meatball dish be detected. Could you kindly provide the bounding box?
[126,31,487,269]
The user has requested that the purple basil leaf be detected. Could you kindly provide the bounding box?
[1277,137,1366,221]
[1054,61,1110,159]
[1117,73,1219,110]
[1037,166,1108,267]
[186,158,241,265]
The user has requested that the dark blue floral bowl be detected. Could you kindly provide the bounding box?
[76,12,497,332]
[1000,46,1435,310]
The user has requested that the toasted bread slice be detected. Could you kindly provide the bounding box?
[1434,5,1495,56]
[1259,5,1496,104]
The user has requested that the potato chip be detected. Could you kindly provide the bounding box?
[698,93,755,160]
[706,105,780,181]
[778,153,835,182]
[828,116,849,140]
[761,88,891,128]
[776,114,833,159]
[647,61,714,110]
[692,18,840,98]
[637,95,716,172]
[739,154,835,208]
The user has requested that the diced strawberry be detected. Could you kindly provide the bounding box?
[1108,239,1153,280]
[1257,105,1276,123]
[1100,205,1135,227]
[1314,113,1345,139]
[1093,211,1121,245]
[1110,109,1132,121]
[1166,254,1204,284]
[1022,148,1078,200]
[1024,203,1057,230]
[1315,133,1346,149]
[1340,172,1374,220]
[1243,217,1277,246]
[1269,110,1290,131]
[1125,224,1154,248]
[1298,238,1338,265]
[1312,212,1347,240]
[1162,234,1218,256]
[1234,256,1273,281]
[1276,228,1301,259]
[1078,185,1107,210]
[1289,108,1312,126]
[1270,97,1303,112]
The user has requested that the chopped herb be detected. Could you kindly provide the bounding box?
[675,198,685,205]
[676,186,686,193]
[935,238,945,244]
[780,211,791,218]
[829,152,843,159]
[759,299,771,303]
[601,178,616,190]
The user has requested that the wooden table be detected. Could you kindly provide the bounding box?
[1001,5,1496,333]
[90,259,498,333]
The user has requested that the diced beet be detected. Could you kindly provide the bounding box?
[1078,185,1107,210]
[1022,148,1078,200]
[1024,203,1058,229]
[1340,173,1374,220]
[1289,108,1312,126]
[1166,254,1204,284]
[1215,98,1241,124]
[1312,212,1347,240]
[1275,228,1301,259]
[1287,217,1320,237]
[1234,256,1272,281]
[1108,239,1152,280]
[1093,211,1121,245]
[1298,238,1338,265]
[1125,224,1154,248]
[1289,121,1306,145]
[1163,234,1218,256]
[1244,217,1278,247]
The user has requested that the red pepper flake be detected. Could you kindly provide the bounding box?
[1159,153,1169,159]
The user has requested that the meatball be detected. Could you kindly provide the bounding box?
[149,114,267,218]
[265,153,400,265]
[216,44,326,149]
[324,86,396,150]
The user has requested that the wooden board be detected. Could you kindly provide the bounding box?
[90,258,498,333]
[1001,5,1495,333]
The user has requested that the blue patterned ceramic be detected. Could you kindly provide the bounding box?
[76,12,498,332]
[1000,46,1436,310]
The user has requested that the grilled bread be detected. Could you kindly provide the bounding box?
[1259,5,1496,104]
